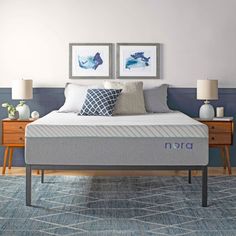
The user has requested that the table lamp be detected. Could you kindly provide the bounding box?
[197,79,218,120]
[12,79,33,120]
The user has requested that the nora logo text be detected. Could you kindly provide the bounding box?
[165,142,193,150]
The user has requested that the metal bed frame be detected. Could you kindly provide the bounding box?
[26,165,208,207]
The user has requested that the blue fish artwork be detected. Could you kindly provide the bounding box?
[78,52,103,70]
[125,52,150,70]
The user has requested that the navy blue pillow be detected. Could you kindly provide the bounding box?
[79,89,122,116]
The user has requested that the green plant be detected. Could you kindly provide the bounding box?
[2,102,17,116]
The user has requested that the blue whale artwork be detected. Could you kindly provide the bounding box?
[78,52,103,70]
[125,52,150,70]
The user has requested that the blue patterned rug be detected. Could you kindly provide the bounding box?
[0,175,236,236]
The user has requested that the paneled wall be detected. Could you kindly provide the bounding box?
[0,88,235,167]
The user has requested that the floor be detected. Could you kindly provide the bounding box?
[0,167,234,176]
[0,167,235,235]
[1,174,236,236]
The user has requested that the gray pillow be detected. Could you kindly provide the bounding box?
[144,84,171,113]
[104,81,146,115]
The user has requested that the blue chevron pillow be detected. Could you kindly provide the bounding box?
[79,89,122,116]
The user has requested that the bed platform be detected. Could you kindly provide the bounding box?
[25,111,209,207]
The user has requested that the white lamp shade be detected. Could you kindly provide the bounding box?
[197,80,218,100]
[12,79,33,100]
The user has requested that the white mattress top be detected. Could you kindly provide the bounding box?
[26,111,208,138]
[31,111,202,126]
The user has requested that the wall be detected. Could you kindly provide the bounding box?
[0,0,236,87]
[0,0,236,167]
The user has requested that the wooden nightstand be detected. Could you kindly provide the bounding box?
[1,119,33,174]
[197,119,234,175]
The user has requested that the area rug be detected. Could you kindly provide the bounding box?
[0,175,236,236]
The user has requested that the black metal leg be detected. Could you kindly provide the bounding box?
[202,166,208,207]
[41,170,44,183]
[188,170,191,184]
[26,165,32,206]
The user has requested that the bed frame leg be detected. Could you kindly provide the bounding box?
[188,170,191,184]
[26,165,32,206]
[41,170,44,183]
[202,166,208,207]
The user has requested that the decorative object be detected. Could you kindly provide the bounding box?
[143,84,171,113]
[69,43,112,79]
[12,79,33,120]
[1,103,19,120]
[197,79,218,120]
[216,107,224,118]
[59,83,104,113]
[104,81,146,114]
[31,111,40,119]
[79,89,122,116]
[117,43,160,79]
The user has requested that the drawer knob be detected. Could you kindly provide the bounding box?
[211,126,215,129]
[19,137,23,141]
[211,137,215,140]
[19,126,23,129]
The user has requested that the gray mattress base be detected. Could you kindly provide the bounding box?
[25,137,208,166]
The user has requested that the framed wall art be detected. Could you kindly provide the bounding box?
[117,43,160,79]
[69,43,112,79]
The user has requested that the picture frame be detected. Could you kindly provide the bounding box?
[69,43,112,79]
[117,43,160,79]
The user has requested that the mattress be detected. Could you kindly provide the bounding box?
[25,111,209,166]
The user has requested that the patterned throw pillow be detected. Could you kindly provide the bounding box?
[79,89,122,116]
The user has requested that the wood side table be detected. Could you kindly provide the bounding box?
[197,119,234,175]
[1,119,35,174]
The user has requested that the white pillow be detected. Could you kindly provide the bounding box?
[59,83,103,113]
[104,81,146,115]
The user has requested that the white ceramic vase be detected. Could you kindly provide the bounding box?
[199,101,215,120]
[16,102,30,120]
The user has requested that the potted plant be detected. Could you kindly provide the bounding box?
[2,103,19,120]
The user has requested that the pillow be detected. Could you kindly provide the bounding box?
[104,81,146,115]
[79,89,122,116]
[59,83,103,113]
[143,84,171,113]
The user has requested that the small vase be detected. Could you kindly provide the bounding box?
[16,103,30,120]
[8,111,19,120]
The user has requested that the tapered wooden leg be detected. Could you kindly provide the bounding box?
[2,147,9,175]
[8,147,14,170]
[224,145,231,175]
[220,147,226,170]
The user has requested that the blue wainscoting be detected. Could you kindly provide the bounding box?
[0,87,235,167]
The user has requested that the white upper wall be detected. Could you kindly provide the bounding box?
[0,0,236,88]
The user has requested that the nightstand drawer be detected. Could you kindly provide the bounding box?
[3,122,28,133]
[209,133,231,145]
[3,133,25,144]
[206,122,232,133]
